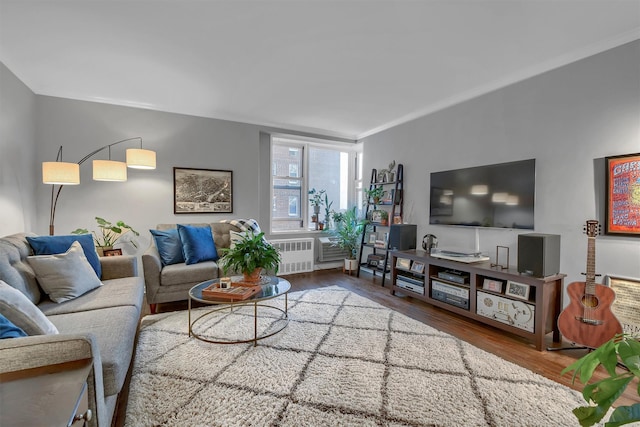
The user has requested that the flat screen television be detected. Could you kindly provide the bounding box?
[429,159,535,229]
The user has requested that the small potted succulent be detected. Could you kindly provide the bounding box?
[72,217,139,255]
[219,230,281,282]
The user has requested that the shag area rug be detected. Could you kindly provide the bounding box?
[125,286,593,426]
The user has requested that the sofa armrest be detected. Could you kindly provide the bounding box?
[0,333,106,427]
[100,255,137,280]
[142,245,162,304]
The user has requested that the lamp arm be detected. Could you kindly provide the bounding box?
[48,137,143,235]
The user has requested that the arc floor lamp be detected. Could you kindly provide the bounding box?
[42,137,156,235]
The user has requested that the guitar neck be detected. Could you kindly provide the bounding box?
[585,236,596,294]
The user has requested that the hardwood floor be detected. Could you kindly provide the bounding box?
[116,268,638,425]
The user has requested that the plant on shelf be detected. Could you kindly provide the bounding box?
[218,230,281,282]
[308,188,325,216]
[376,160,397,182]
[364,186,386,207]
[379,210,389,225]
[331,207,367,271]
[561,333,640,427]
[72,217,139,253]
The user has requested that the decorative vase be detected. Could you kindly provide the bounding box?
[313,205,321,215]
[243,268,262,283]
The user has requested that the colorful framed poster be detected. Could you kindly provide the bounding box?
[605,153,640,236]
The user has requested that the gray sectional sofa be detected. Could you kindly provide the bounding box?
[142,222,244,312]
[0,232,144,427]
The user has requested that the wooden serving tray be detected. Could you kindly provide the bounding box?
[201,281,262,301]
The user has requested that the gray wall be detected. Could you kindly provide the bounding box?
[33,96,264,253]
[0,62,37,235]
[359,41,640,289]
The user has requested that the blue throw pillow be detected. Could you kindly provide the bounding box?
[177,224,218,265]
[0,313,28,339]
[150,229,185,266]
[26,234,101,278]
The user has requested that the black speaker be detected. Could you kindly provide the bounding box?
[517,233,560,278]
[388,224,417,251]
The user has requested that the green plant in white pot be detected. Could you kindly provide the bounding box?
[331,206,367,272]
[562,333,640,426]
[219,231,281,282]
[72,217,139,255]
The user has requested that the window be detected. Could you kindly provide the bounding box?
[271,136,361,232]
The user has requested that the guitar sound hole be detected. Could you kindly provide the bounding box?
[581,295,599,308]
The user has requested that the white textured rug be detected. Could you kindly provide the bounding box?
[125,286,591,426]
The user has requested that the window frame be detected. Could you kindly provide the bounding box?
[270,135,361,233]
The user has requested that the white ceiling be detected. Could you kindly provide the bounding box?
[1,1,639,140]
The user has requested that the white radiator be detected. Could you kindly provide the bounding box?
[318,236,350,262]
[270,238,315,275]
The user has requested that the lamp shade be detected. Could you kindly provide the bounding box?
[42,162,80,185]
[471,184,489,195]
[506,195,519,206]
[492,192,508,203]
[93,160,127,181]
[126,148,156,169]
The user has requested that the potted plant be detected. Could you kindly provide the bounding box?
[218,230,281,282]
[71,217,139,255]
[308,188,325,216]
[323,193,333,229]
[364,186,386,207]
[331,207,367,272]
[562,333,640,426]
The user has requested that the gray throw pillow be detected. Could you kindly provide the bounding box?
[27,241,102,303]
[0,280,58,335]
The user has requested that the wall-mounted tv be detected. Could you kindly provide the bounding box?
[429,159,535,229]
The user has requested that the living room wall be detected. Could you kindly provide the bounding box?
[0,62,37,236]
[359,40,640,289]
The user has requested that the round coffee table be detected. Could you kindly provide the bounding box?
[188,276,290,346]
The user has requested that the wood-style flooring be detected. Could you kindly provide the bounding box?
[116,268,638,426]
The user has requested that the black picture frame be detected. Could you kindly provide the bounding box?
[605,153,640,236]
[173,167,233,214]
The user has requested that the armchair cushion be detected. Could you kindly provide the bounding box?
[0,280,58,335]
[27,242,102,303]
[149,228,184,266]
[26,234,102,278]
[177,224,219,265]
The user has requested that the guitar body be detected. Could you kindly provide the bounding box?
[558,280,623,348]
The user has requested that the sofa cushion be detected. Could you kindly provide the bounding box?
[0,234,42,304]
[160,261,217,287]
[27,241,102,303]
[38,277,145,316]
[0,280,59,335]
[48,305,140,397]
[27,234,102,278]
[149,228,184,266]
[177,224,219,265]
[0,313,27,338]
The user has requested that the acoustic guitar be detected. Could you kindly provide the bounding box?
[557,220,622,348]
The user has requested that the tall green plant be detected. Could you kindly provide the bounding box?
[561,334,640,427]
[331,207,367,259]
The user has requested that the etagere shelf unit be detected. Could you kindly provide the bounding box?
[357,163,404,285]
